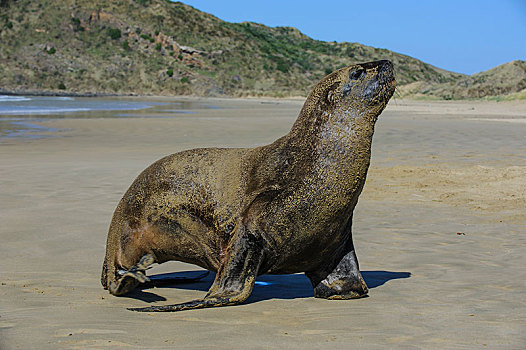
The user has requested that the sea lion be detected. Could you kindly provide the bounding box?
[101,60,396,312]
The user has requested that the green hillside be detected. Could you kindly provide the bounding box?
[399,60,526,100]
[0,0,523,99]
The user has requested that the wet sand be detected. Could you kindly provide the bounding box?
[1,98,525,349]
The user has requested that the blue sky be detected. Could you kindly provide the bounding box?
[176,0,526,75]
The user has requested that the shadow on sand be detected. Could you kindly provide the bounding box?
[124,270,411,304]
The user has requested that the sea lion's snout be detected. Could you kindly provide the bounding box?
[356,60,395,103]
[359,59,392,71]
[371,60,395,87]
[357,59,393,78]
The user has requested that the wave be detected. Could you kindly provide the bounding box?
[0,107,91,115]
[49,96,75,101]
[0,96,160,116]
[0,95,32,102]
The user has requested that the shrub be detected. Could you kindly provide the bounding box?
[108,28,121,40]
[155,43,162,51]
[58,82,66,90]
[71,17,84,32]
[122,40,130,50]
[167,68,174,77]
[141,33,154,42]
[180,76,189,83]
[46,47,56,55]
[276,61,289,73]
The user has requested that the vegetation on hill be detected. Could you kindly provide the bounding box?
[0,0,523,99]
[398,60,526,100]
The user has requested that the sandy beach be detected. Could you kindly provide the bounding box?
[0,97,525,349]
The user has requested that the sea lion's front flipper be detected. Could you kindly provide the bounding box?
[109,254,155,296]
[307,250,368,300]
[129,227,265,312]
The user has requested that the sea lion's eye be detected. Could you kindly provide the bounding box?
[324,82,339,104]
[349,68,365,81]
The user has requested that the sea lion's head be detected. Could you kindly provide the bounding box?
[338,60,395,109]
[298,60,395,127]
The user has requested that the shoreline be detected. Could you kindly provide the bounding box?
[2,88,526,103]
[1,94,525,120]
[0,89,124,98]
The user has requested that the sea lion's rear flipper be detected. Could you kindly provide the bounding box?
[129,228,265,312]
[306,250,368,300]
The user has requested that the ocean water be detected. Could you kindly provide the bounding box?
[0,95,159,115]
[0,95,219,139]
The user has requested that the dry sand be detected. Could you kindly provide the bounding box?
[0,98,525,349]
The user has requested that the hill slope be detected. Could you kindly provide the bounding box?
[0,0,522,99]
[399,60,526,99]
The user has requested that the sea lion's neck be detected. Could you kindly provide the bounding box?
[288,100,382,169]
[282,101,384,206]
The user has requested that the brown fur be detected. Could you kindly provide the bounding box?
[102,60,396,311]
